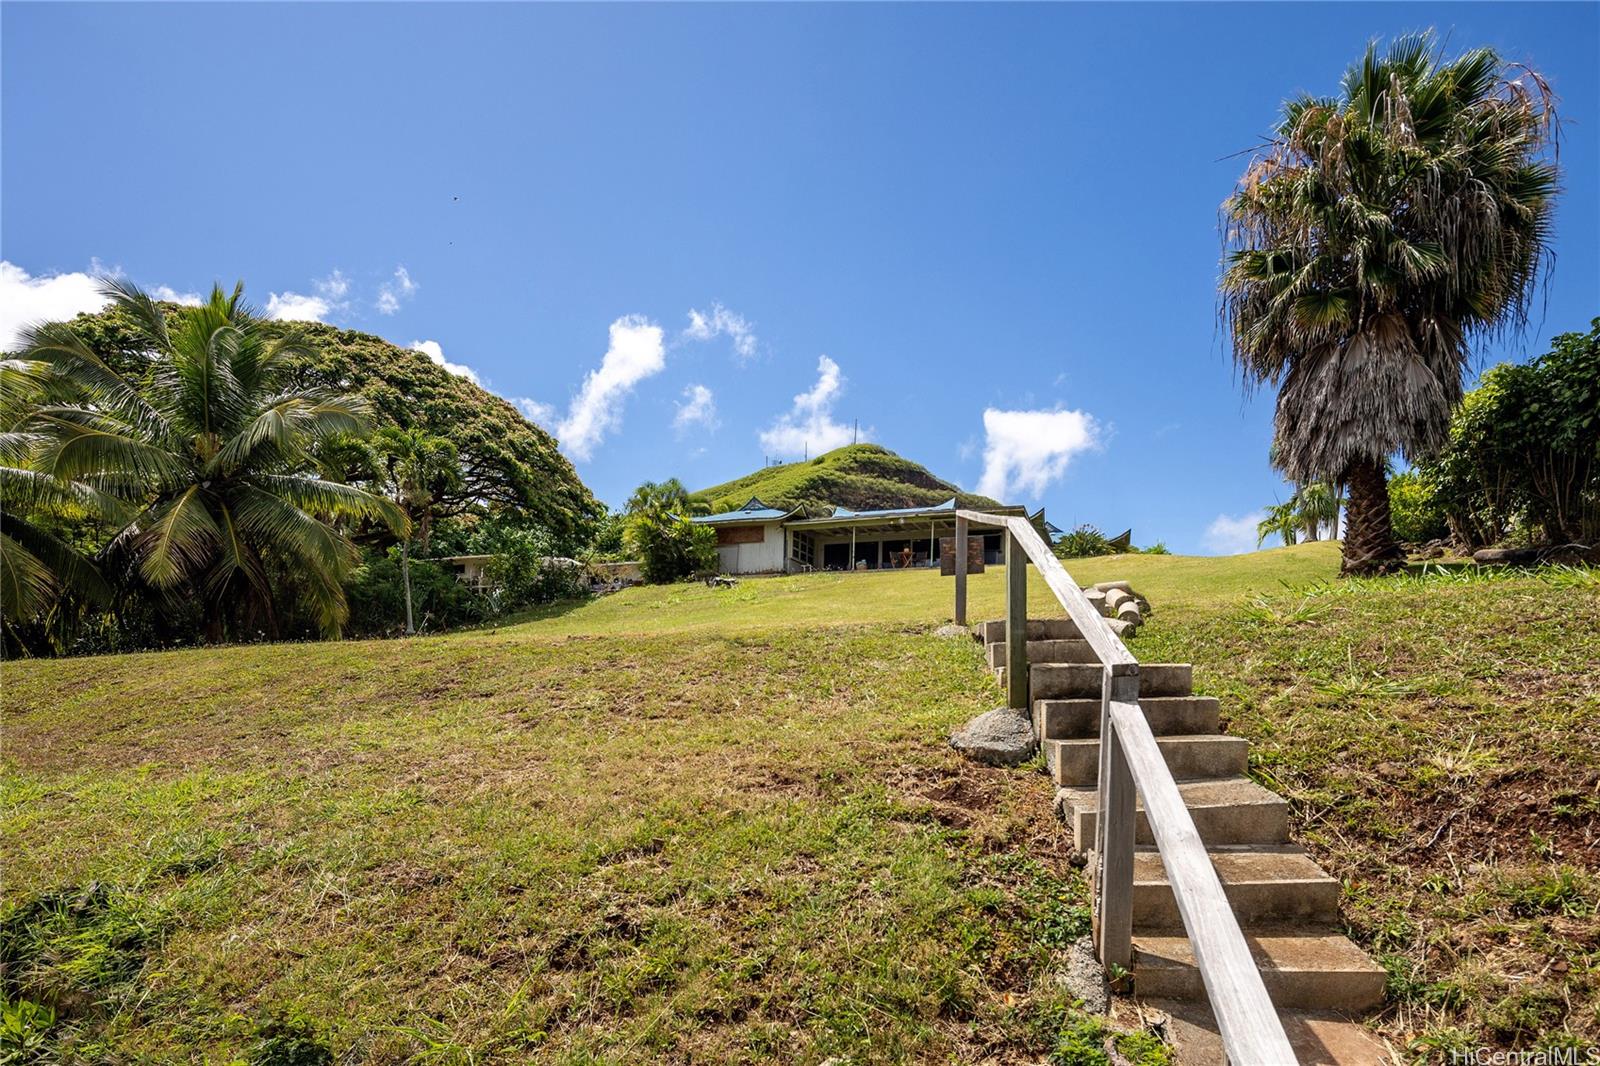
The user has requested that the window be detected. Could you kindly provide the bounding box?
[791,531,815,566]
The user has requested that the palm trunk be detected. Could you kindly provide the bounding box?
[401,539,415,635]
[1340,457,1404,575]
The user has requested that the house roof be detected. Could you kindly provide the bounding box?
[693,496,797,524]
[785,498,1030,529]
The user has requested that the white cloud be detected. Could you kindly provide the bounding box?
[266,291,333,322]
[555,316,666,460]
[1204,511,1266,555]
[673,383,719,434]
[512,397,556,425]
[758,355,863,459]
[266,270,351,323]
[376,265,418,315]
[684,303,757,361]
[975,408,1101,500]
[150,284,202,306]
[408,339,482,385]
[0,262,111,349]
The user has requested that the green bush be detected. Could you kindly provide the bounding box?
[345,549,485,637]
[1423,319,1600,548]
[1053,525,1116,559]
[1388,470,1450,544]
[627,512,718,583]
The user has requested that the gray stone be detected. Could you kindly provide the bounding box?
[1105,617,1137,638]
[949,707,1037,767]
[1473,546,1538,566]
[1058,935,1109,1013]
[933,623,970,639]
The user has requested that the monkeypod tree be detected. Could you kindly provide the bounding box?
[1221,33,1559,574]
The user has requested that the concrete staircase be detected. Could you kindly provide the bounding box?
[976,618,1389,1061]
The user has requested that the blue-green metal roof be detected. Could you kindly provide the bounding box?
[693,497,796,524]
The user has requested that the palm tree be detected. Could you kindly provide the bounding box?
[0,359,120,642]
[15,280,406,640]
[372,426,459,635]
[1221,33,1558,574]
[1294,481,1342,541]
[1256,501,1300,549]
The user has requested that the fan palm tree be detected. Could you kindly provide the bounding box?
[15,280,406,640]
[1221,33,1558,574]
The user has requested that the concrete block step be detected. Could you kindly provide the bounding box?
[1136,998,1392,1066]
[1132,929,1386,1012]
[1034,696,1221,740]
[985,637,1097,668]
[1031,662,1192,700]
[974,618,1079,643]
[1055,777,1289,851]
[1047,735,1249,786]
[1129,845,1341,927]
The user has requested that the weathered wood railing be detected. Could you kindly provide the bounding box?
[953,511,1297,1065]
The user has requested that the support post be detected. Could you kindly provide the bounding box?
[850,528,856,570]
[954,515,969,626]
[1096,667,1138,973]
[1005,528,1028,710]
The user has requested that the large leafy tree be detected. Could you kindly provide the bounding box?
[1221,33,1558,573]
[14,281,405,640]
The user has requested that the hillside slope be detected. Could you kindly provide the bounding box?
[62,307,601,549]
[693,443,1003,515]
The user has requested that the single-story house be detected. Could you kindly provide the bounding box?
[694,496,1043,576]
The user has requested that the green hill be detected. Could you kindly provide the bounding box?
[62,307,601,550]
[693,443,1003,516]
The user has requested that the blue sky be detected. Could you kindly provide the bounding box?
[3,2,1595,554]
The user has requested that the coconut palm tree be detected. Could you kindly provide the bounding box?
[1221,33,1558,574]
[15,280,406,640]
[1294,481,1342,541]
[371,426,459,635]
[0,358,121,641]
[1256,500,1300,549]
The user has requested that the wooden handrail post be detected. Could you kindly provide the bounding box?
[1005,529,1028,710]
[954,515,969,626]
[1097,669,1138,972]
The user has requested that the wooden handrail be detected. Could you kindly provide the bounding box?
[953,510,1298,1065]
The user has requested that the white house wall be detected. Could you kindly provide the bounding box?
[716,522,786,574]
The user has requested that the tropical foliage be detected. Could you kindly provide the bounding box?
[63,305,601,552]
[1222,32,1559,573]
[1420,319,1600,548]
[2,283,603,653]
[1255,483,1343,548]
[624,479,717,583]
[8,281,405,643]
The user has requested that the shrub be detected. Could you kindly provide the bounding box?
[1053,525,1116,559]
[627,512,718,583]
[1423,319,1600,548]
[1387,470,1450,544]
[345,549,485,637]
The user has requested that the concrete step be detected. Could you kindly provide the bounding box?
[1047,735,1249,786]
[1132,930,1386,1012]
[1031,662,1192,700]
[1130,998,1391,1065]
[974,617,1079,643]
[985,638,1097,668]
[1056,777,1289,851]
[1129,845,1341,927]
[1035,696,1221,740]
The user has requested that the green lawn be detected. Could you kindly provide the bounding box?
[4,543,1597,1061]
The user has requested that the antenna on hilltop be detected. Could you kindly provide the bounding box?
[853,419,858,445]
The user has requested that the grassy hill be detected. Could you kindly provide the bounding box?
[5,543,1598,1059]
[693,443,1004,515]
